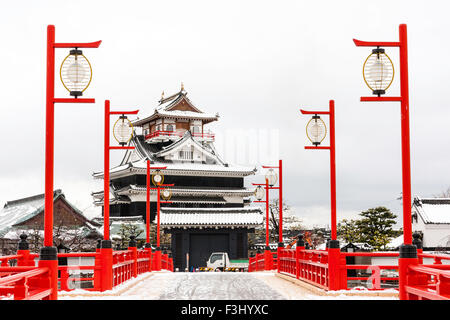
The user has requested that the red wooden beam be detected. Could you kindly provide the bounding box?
[53,98,96,103]
[109,146,135,150]
[300,109,330,115]
[353,39,400,47]
[109,110,139,115]
[53,40,102,48]
[304,146,331,150]
[360,96,402,102]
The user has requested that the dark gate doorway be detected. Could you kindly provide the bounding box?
[189,234,229,269]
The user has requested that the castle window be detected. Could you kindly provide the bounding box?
[179,150,193,160]
[167,124,174,132]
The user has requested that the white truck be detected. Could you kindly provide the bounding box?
[205,252,248,272]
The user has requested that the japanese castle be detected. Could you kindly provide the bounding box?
[92,85,263,270]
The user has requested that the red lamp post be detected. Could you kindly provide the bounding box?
[353,24,416,300]
[253,180,271,270]
[261,160,284,272]
[300,100,341,290]
[145,166,173,270]
[300,100,338,244]
[43,25,101,300]
[101,100,138,291]
[253,163,281,271]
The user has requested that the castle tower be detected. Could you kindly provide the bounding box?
[92,87,262,270]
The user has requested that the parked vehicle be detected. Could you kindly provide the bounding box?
[206,252,248,272]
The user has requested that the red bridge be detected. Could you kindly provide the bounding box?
[249,234,450,300]
[0,235,173,300]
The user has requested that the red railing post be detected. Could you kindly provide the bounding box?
[296,234,305,280]
[100,246,113,291]
[412,232,423,265]
[59,268,70,291]
[145,247,152,272]
[154,249,162,271]
[264,248,272,270]
[37,258,58,300]
[399,256,419,299]
[93,240,101,290]
[128,236,138,278]
[339,251,348,290]
[327,242,342,291]
[17,234,34,267]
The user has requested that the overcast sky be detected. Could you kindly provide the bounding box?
[1,0,450,229]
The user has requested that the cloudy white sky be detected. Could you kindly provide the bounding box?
[1,0,450,229]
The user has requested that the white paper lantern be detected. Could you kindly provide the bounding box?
[60,49,92,97]
[363,48,394,96]
[113,115,133,146]
[265,169,278,186]
[254,186,265,201]
[306,115,327,146]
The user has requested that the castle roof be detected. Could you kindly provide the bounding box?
[160,207,263,229]
[133,90,218,126]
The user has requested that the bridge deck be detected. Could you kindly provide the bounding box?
[59,272,398,300]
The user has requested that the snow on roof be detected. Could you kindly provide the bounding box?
[386,234,404,249]
[0,190,95,239]
[113,184,255,197]
[413,197,450,224]
[134,159,255,173]
[160,207,263,227]
[133,110,218,126]
[154,131,221,162]
[133,90,218,126]
[0,190,62,238]
[159,109,217,119]
[90,216,147,240]
[93,158,257,179]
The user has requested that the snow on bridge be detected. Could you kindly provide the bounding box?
[59,272,398,300]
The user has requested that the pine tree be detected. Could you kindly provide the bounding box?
[337,219,359,243]
[337,207,399,250]
[356,206,397,250]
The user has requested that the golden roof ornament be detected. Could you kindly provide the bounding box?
[181,82,185,92]
[161,90,164,100]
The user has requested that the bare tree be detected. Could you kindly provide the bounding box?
[434,186,450,198]
[250,198,303,245]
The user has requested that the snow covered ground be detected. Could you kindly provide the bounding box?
[59,271,398,300]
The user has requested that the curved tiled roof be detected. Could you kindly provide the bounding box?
[413,196,450,224]
[160,207,263,228]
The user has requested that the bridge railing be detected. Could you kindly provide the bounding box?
[0,266,52,300]
[112,249,137,287]
[58,252,100,291]
[0,235,175,299]
[297,249,331,290]
[275,242,450,300]
[403,252,450,300]
[274,246,401,291]
[248,251,278,272]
